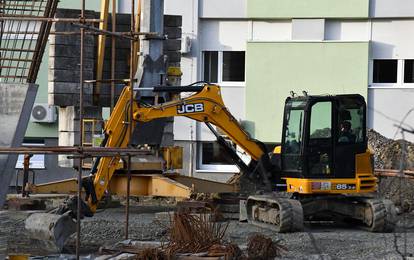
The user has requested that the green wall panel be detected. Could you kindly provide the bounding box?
[245,41,369,142]
[58,0,101,11]
[25,43,58,138]
[247,0,369,18]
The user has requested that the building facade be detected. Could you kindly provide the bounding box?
[160,0,414,181]
[27,0,414,183]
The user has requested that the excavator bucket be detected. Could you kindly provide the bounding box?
[25,212,76,252]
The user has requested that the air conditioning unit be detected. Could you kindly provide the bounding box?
[181,36,192,54]
[31,103,57,123]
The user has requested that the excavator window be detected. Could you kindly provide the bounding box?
[337,105,364,144]
[282,100,305,173]
[308,101,333,176]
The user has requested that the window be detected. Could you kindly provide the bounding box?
[404,60,414,83]
[338,98,365,144]
[203,51,245,84]
[197,141,238,172]
[222,51,245,81]
[15,141,45,169]
[282,101,305,172]
[308,102,332,176]
[310,102,332,139]
[373,59,397,83]
[203,51,218,83]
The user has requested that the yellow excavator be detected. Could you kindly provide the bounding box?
[25,82,396,250]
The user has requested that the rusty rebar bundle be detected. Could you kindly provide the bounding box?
[163,211,229,256]
[246,234,287,260]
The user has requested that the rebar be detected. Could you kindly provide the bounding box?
[163,211,229,256]
[76,0,86,256]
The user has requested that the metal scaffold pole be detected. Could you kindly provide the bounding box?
[76,0,86,257]
[125,0,136,240]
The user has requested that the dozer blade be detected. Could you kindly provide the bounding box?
[25,212,76,252]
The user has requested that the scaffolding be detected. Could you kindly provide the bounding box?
[0,0,143,258]
[0,0,59,83]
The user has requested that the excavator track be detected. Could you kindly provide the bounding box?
[246,195,304,232]
[245,195,396,233]
[357,198,396,232]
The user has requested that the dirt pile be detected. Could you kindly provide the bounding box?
[367,129,414,170]
[368,129,414,211]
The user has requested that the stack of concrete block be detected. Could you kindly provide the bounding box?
[100,13,131,106]
[161,15,182,147]
[48,9,182,167]
[48,9,96,107]
[164,15,182,68]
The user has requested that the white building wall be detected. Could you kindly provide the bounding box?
[371,20,414,59]
[371,0,414,17]
[368,18,414,142]
[250,20,291,41]
[325,20,370,41]
[368,88,414,141]
[199,0,246,19]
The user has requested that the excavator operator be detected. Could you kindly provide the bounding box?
[338,120,356,143]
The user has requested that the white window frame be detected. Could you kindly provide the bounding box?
[369,59,414,89]
[402,59,414,88]
[202,51,246,87]
[15,143,45,170]
[196,141,239,173]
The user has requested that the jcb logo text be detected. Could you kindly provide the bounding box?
[177,103,204,114]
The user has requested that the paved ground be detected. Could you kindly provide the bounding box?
[1,205,414,259]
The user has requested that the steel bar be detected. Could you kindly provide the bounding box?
[76,0,86,257]
[28,0,58,83]
[0,16,102,22]
[0,146,150,154]
[84,78,136,84]
[3,30,151,35]
[110,0,116,112]
[375,169,414,176]
[125,0,136,240]
[71,22,141,41]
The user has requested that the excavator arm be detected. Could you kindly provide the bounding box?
[88,83,267,211]
[135,84,265,160]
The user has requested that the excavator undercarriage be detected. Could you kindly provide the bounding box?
[246,194,396,233]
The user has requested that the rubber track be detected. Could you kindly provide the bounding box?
[247,196,304,232]
[361,198,396,232]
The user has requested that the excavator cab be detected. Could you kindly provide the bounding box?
[280,94,375,194]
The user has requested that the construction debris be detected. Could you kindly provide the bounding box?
[368,129,414,170]
[163,212,229,256]
[246,234,287,260]
[207,243,243,260]
[368,129,414,213]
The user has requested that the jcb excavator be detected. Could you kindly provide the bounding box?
[25,83,396,250]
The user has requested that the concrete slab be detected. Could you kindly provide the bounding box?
[0,83,38,208]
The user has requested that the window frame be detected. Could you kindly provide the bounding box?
[196,141,240,173]
[15,142,46,170]
[369,59,414,89]
[202,50,246,87]
[403,59,414,87]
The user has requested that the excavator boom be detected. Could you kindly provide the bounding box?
[89,83,266,211]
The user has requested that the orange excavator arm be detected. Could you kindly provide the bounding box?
[87,83,266,211]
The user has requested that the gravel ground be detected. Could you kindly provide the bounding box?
[2,205,414,259]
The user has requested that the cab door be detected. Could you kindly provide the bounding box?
[334,95,367,178]
[305,101,334,178]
